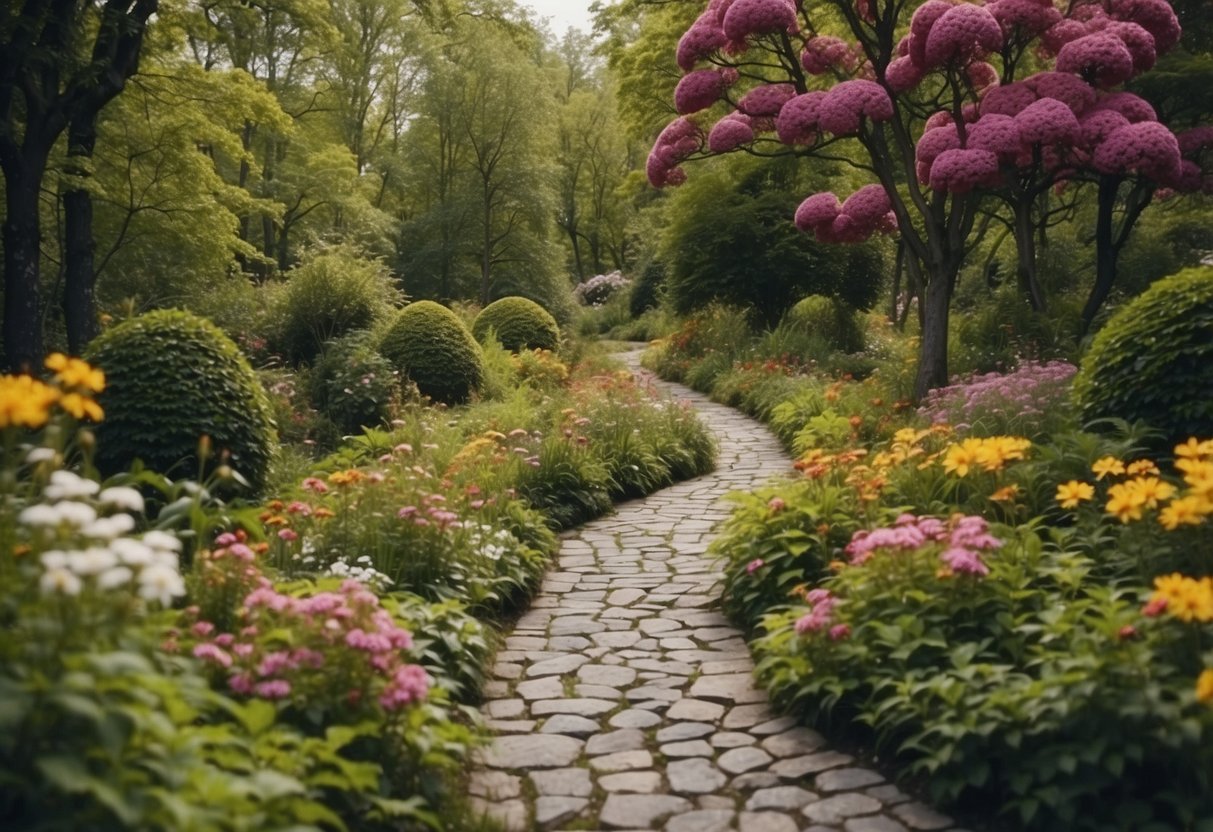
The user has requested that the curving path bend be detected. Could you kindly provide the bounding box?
[470,348,966,832]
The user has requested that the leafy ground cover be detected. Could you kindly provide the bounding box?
[645,307,1213,832]
[0,338,715,831]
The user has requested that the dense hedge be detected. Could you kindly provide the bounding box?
[782,295,865,353]
[379,301,484,405]
[88,309,277,494]
[471,297,560,352]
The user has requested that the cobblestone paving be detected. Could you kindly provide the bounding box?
[471,348,966,832]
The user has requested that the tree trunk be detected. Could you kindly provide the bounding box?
[2,161,46,372]
[1013,197,1046,312]
[914,267,955,401]
[480,199,492,305]
[1082,175,1121,336]
[63,119,100,354]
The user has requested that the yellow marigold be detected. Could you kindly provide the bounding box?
[1092,456,1126,480]
[1177,458,1213,497]
[328,470,363,487]
[991,484,1022,503]
[1106,482,1147,523]
[58,393,103,422]
[0,374,60,429]
[1152,573,1213,623]
[1197,669,1213,704]
[1126,459,1160,477]
[45,353,105,393]
[1159,496,1209,531]
[943,438,983,477]
[1126,476,1176,509]
[1056,480,1094,509]
[1175,438,1213,460]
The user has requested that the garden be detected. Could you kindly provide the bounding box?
[3,0,1213,829]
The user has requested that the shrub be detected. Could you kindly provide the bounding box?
[88,309,277,494]
[630,260,667,317]
[573,270,631,306]
[782,295,865,353]
[311,331,400,435]
[379,301,484,405]
[1074,267,1213,444]
[272,249,402,364]
[472,296,560,352]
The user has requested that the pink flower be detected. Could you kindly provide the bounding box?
[929,148,1001,193]
[675,69,730,115]
[302,477,328,494]
[885,56,925,93]
[254,679,292,700]
[940,546,990,576]
[1056,33,1136,87]
[380,665,430,711]
[191,621,215,637]
[193,643,233,668]
[1109,0,1180,53]
[738,83,797,119]
[818,80,894,136]
[229,673,255,695]
[1025,71,1097,115]
[278,528,298,542]
[923,4,1003,68]
[801,36,856,74]
[829,624,852,641]
[721,0,798,42]
[746,558,765,574]
[1015,97,1081,147]
[678,12,728,70]
[987,0,1062,37]
[708,114,755,152]
[980,82,1037,118]
[794,192,842,233]
[776,92,827,146]
[767,497,786,512]
[1093,121,1182,184]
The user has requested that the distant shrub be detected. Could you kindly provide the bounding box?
[1074,267,1213,443]
[472,297,560,352]
[379,301,484,405]
[782,295,865,353]
[273,249,401,364]
[574,271,631,306]
[311,331,400,434]
[88,309,277,494]
[630,260,667,318]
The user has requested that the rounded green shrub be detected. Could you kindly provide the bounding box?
[1073,267,1213,443]
[379,301,484,405]
[311,331,400,434]
[630,260,666,318]
[782,295,865,353]
[87,309,277,494]
[471,297,560,353]
[273,249,401,364]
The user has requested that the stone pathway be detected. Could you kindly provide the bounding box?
[471,348,965,832]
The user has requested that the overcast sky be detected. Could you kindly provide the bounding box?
[524,0,596,33]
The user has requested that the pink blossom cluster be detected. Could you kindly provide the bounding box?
[846,513,1002,577]
[720,0,799,43]
[738,83,797,119]
[795,184,896,243]
[675,69,733,115]
[794,588,848,640]
[1041,0,1180,59]
[709,113,756,152]
[647,117,705,188]
[815,80,894,136]
[188,578,428,713]
[917,360,1078,431]
[398,492,464,530]
[801,36,858,75]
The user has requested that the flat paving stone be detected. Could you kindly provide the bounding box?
[470,348,955,832]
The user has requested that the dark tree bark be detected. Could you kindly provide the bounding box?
[1082,175,1154,335]
[2,158,47,372]
[63,118,100,353]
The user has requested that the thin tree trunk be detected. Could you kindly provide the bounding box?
[63,119,100,353]
[1083,175,1121,335]
[1013,197,1046,312]
[914,272,954,401]
[2,161,46,372]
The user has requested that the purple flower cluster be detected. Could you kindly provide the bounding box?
[917,360,1077,434]
[846,513,1002,577]
[675,69,732,115]
[709,113,756,152]
[574,270,632,306]
[646,118,704,188]
[795,184,897,243]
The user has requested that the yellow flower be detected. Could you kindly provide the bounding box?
[943,438,983,477]
[1126,476,1176,509]
[1092,456,1126,480]
[45,353,105,393]
[1126,459,1160,477]
[1056,480,1095,509]
[1106,482,1147,523]
[1197,670,1213,704]
[1177,458,1213,497]
[1152,573,1213,623]
[1159,496,1209,530]
[990,484,1022,503]
[58,392,104,422]
[0,374,60,429]
[1175,438,1213,460]
[328,470,363,487]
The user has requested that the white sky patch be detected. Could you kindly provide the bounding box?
[525,0,596,34]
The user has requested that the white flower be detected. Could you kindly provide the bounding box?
[40,550,70,570]
[98,487,145,513]
[53,501,98,528]
[152,551,179,570]
[25,447,57,464]
[19,504,61,527]
[68,547,118,576]
[97,566,133,590]
[40,567,82,596]
[136,564,185,607]
[141,530,182,553]
[82,514,136,540]
[44,470,100,501]
[109,538,155,567]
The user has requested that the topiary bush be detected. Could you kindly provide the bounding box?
[311,331,400,435]
[379,301,485,405]
[471,296,560,353]
[782,295,865,353]
[272,249,402,364]
[87,309,277,494]
[1073,267,1213,443]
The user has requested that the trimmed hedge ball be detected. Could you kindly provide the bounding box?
[783,295,865,353]
[1073,267,1213,443]
[87,309,277,494]
[472,297,560,352]
[379,301,485,405]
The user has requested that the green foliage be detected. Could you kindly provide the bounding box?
[1074,267,1213,443]
[88,309,277,495]
[472,296,560,352]
[378,301,485,405]
[311,331,401,435]
[630,260,666,317]
[659,158,886,326]
[950,285,1082,376]
[781,295,866,353]
[273,250,402,365]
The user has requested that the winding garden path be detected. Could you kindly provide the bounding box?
[471,348,966,832]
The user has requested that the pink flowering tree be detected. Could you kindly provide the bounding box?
[649,0,1191,397]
